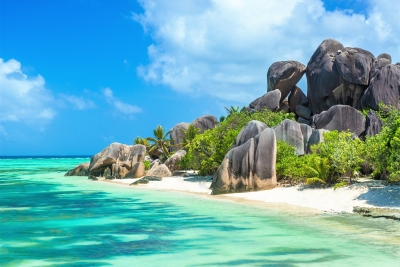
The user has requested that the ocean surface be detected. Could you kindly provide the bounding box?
[0,157,399,266]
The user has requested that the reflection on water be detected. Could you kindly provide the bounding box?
[0,158,399,266]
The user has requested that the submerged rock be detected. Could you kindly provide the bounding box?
[64,162,89,176]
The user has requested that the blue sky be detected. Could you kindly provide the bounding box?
[1,0,399,156]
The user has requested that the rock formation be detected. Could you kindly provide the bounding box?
[170,122,190,151]
[249,89,281,111]
[164,150,186,173]
[288,86,308,113]
[306,129,329,153]
[211,128,277,194]
[192,115,218,133]
[310,105,366,136]
[146,164,172,178]
[234,120,269,147]
[273,119,305,155]
[360,64,400,110]
[306,39,345,114]
[124,162,145,178]
[64,162,89,176]
[370,53,391,79]
[267,60,306,101]
[363,110,383,137]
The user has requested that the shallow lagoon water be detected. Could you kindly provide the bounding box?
[0,158,399,266]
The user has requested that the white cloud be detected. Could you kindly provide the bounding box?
[134,0,400,104]
[103,87,142,115]
[59,94,96,110]
[0,58,56,124]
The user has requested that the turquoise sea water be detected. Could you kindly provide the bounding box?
[0,158,399,266]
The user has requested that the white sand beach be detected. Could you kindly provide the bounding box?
[101,175,400,214]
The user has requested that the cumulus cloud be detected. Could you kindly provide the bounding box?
[134,0,400,104]
[0,58,56,124]
[103,87,142,115]
[59,94,96,110]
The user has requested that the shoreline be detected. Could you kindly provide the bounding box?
[97,175,400,218]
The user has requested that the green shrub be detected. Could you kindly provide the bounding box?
[333,181,348,190]
[143,160,151,171]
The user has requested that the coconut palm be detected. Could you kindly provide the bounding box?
[146,125,171,159]
[181,124,200,150]
[305,157,330,185]
[133,136,149,146]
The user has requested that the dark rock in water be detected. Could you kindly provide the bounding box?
[295,105,311,120]
[249,89,281,111]
[234,120,268,147]
[211,128,277,194]
[279,98,290,113]
[267,60,306,101]
[364,110,383,137]
[164,150,186,173]
[124,162,145,178]
[274,119,305,155]
[353,206,400,221]
[306,39,345,114]
[170,122,190,151]
[310,105,366,136]
[306,129,329,153]
[192,115,218,133]
[370,53,391,79]
[146,164,172,177]
[130,176,162,185]
[360,64,400,110]
[288,86,308,112]
[65,162,89,176]
[88,143,146,178]
[334,47,375,85]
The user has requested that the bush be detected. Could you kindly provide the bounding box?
[143,160,151,171]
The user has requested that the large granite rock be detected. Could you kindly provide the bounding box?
[360,64,400,110]
[234,120,268,147]
[334,48,374,85]
[363,110,383,137]
[64,162,89,176]
[300,124,313,155]
[210,128,277,195]
[307,129,329,153]
[146,164,172,178]
[164,150,186,173]
[249,89,281,111]
[279,98,290,113]
[306,39,345,114]
[295,105,311,120]
[124,162,145,178]
[148,147,162,160]
[192,115,218,133]
[370,53,391,79]
[170,122,190,151]
[273,119,305,155]
[87,143,146,178]
[310,105,366,136]
[267,61,306,101]
[288,86,308,112]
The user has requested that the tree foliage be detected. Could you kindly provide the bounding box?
[147,125,171,160]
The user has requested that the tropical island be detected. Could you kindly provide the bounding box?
[66,38,400,218]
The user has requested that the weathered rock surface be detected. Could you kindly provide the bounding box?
[130,176,162,185]
[146,164,172,178]
[307,129,329,153]
[306,39,345,114]
[273,119,305,155]
[370,53,391,79]
[300,124,313,155]
[192,115,218,133]
[279,98,290,113]
[148,147,162,160]
[297,117,310,125]
[310,105,366,136]
[288,86,308,112]
[86,143,146,178]
[234,120,268,147]
[364,110,383,137]
[360,64,400,110]
[249,89,281,111]
[170,122,190,151]
[150,159,161,169]
[164,150,186,173]
[64,162,89,176]
[334,47,374,85]
[267,61,306,101]
[295,105,311,120]
[124,162,145,178]
[211,128,277,195]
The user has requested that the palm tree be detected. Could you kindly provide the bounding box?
[133,136,149,146]
[181,124,200,150]
[146,125,171,159]
[224,106,240,116]
[305,157,330,185]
